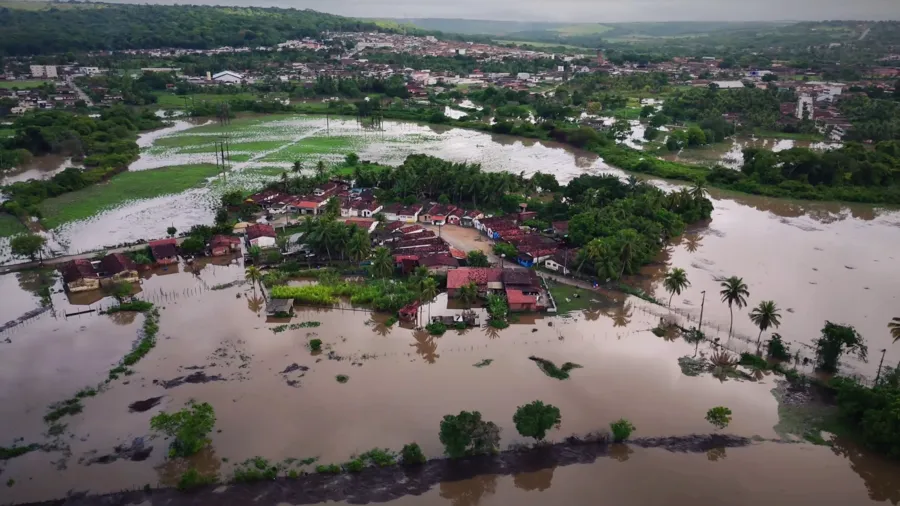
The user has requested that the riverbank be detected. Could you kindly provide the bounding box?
[19,433,765,506]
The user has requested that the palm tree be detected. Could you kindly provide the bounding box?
[617,230,640,279]
[690,180,708,202]
[720,276,750,338]
[458,281,478,308]
[315,160,327,179]
[749,300,782,353]
[576,239,604,276]
[347,230,371,263]
[420,277,438,321]
[245,266,262,298]
[292,160,303,174]
[663,267,690,307]
[371,246,393,280]
[890,317,900,343]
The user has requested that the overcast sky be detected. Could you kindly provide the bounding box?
[107,0,900,22]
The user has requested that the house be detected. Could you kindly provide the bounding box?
[421,204,458,225]
[99,253,139,284]
[209,235,241,256]
[552,221,569,237]
[398,301,420,322]
[544,249,576,275]
[506,288,539,312]
[266,298,294,317]
[382,203,423,223]
[359,201,383,218]
[446,268,503,297]
[149,239,178,265]
[503,269,541,295]
[345,219,377,234]
[246,224,277,249]
[288,195,327,215]
[61,259,100,292]
[212,71,244,84]
[418,253,459,274]
[461,210,484,228]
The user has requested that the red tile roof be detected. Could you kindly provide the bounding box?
[210,235,241,248]
[447,268,502,290]
[506,288,537,305]
[246,224,276,240]
[149,239,178,259]
[100,253,136,275]
[345,219,374,231]
[61,259,98,283]
[419,253,459,268]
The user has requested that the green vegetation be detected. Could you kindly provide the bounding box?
[814,322,868,373]
[749,300,782,352]
[610,419,636,442]
[439,410,501,458]
[38,164,220,229]
[232,457,278,483]
[9,233,46,261]
[425,322,447,336]
[663,267,690,307]
[473,359,494,368]
[0,444,39,460]
[336,374,349,384]
[359,448,397,467]
[177,468,218,491]
[0,214,26,238]
[270,321,321,334]
[401,443,426,466]
[513,400,561,441]
[0,80,50,89]
[766,334,792,361]
[719,276,750,338]
[705,406,733,429]
[315,463,342,474]
[121,308,159,367]
[528,356,583,380]
[309,338,323,352]
[44,398,83,423]
[150,401,216,458]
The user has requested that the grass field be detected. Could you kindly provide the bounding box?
[261,136,358,163]
[548,281,598,314]
[0,213,27,238]
[752,130,825,142]
[0,128,14,139]
[154,92,286,109]
[0,80,51,89]
[39,164,220,229]
[553,24,614,36]
[495,40,587,51]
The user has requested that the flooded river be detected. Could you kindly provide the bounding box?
[2,113,900,504]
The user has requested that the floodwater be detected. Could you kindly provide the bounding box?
[663,135,842,169]
[1,155,81,185]
[1,263,900,504]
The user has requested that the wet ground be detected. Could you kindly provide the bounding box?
[661,135,841,169]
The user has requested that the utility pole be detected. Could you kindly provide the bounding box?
[875,348,887,387]
[698,290,706,332]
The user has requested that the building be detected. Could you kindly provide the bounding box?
[30,65,57,79]
[61,259,100,292]
[345,219,377,234]
[544,249,576,275]
[246,223,277,249]
[266,299,294,317]
[99,253,139,284]
[506,289,539,312]
[419,253,459,274]
[212,71,244,84]
[446,268,503,297]
[209,235,241,256]
[149,239,178,265]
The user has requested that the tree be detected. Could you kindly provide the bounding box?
[493,242,518,259]
[110,281,132,303]
[513,400,561,442]
[439,410,501,458]
[719,276,749,337]
[344,153,359,166]
[466,250,489,268]
[347,229,371,263]
[292,160,303,174]
[705,406,732,430]
[890,317,900,343]
[609,419,635,442]
[814,322,868,373]
[180,236,205,255]
[458,281,478,308]
[371,246,393,280]
[749,300,781,353]
[150,401,216,458]
[10,234,46,262]
[325,197,341,218]
[315,160,327,179]
[245,266,261,297]
[167,226,177,237]
[639,105,655,119]
[663,267,690,307]
[248,245,262,264]
[420,273,438,306]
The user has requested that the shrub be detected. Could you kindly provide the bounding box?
[177,468,217,491]
[150,401,216,457]
[610,419,636,442]
[513,400,562,441]
[0,444,38,461]
[425,322,447,336]
[359,448,396,467]
[766,334,791,361]
[385,316,398,327]
[439,410,501,458]
[44,398,83,423]
[705,406,733,429]
[401,443,426,466]
[309,339,322,352]
[315,464,341,474]
[343,459,365,472]
[336,374,349,383]
[739,352,768,370]
[232,457,278,483]
[528,356,582,380]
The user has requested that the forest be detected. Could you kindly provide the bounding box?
[838,93,900,143]
[0,107,162,216]
[661,86,802,132]
[0,3,446,56]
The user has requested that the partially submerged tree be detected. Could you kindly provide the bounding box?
[749,300,781,353]
[150,401,216,458]
[814,321,868,373]
[245,266,261,297]
[110,281,132,303]
[10,234,46,262]
[370,246,394,280]
[663,267,690,307]
[719,276,749,337]
[513,401,561,442]
[705,406,732,430]
[439,410,501,458]
[458,281,479,308]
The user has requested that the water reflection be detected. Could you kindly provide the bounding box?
[609,443,634,462]
[706,447,727,462]
[411,328,440,364]
[831,437,900,504]
[513,467,555,492]
[246,294,264,314]
[108,310,138,326]
[155,446,222,487]
[439,474,498,506]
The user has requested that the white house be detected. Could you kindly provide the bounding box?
[212,71,244,84]
[30,65,57,79]
[544,258,571,275]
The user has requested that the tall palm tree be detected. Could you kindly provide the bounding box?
[617,230,640,279]
[663,267,690,307]
[371,246,393,280]
[458,281,478,308]
[690,180,708,202]
[420,277,438,321]
[890,317,900,343]
[315,160,327,179]
[749,300,782,353]
[245,266,262,298]
[292,160,303,174]
[347,230,371,263]
[576,239,604,276]
[720,276,750,337]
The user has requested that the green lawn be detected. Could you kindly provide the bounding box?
[548,281,597,314]
[261,136,358,162]
[153,134,221,149]
[0,128,14,139]
[39,164,221,229]
[0,213,27,238]
[752,130,825,142]
[154,92,288,109]
[0,80,51,89]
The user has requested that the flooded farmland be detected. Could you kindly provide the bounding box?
[2,113,900,505]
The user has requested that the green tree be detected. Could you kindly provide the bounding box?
[325,197,341,218]
[245,266,262,297]
[663,267,690,307]
[292,160,303,174]
[315,160,327,179]
[719,276,749,337]
[609,419,635,442]
[439,410,501,458]
[150,401,216,457]
[420,276,438,321]
[616,228,642,279]
[344,153,359,166]
[167,226,177,237]
[10,234,46,262]
[370,246,394,280]
[248,245,262,263]
[466,250,489,268]
[705,406,732,430]
[814,322,868,373]
[180,236,205,255]
[493,242,518,259]
[512,400,561,442]
[890,317,900,343]
[458,281,478,308]
[346,229,371,263]
[110,281,132,303]
[749,300,782,353]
